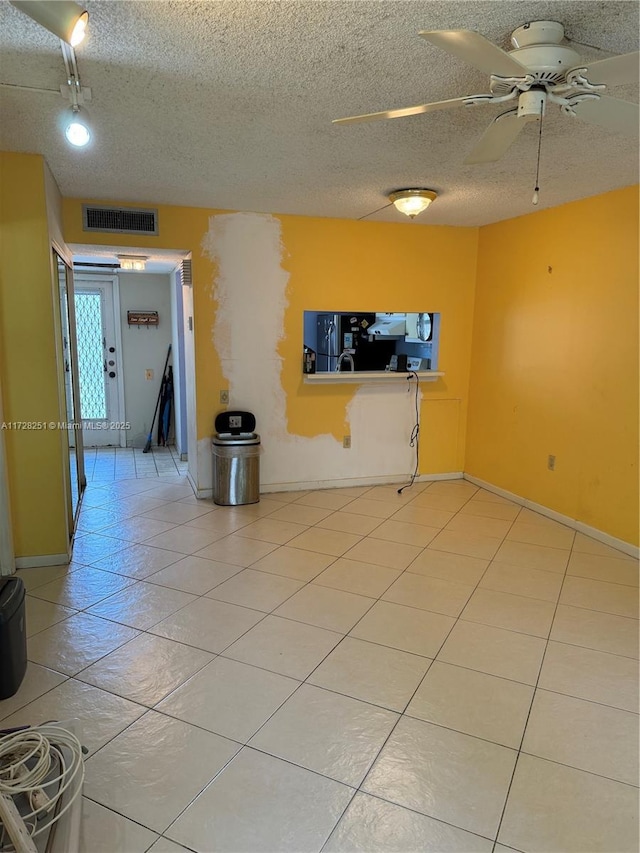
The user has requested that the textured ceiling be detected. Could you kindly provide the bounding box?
[1,0,638,226]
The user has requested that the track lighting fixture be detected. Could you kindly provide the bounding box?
[10,1,88,46]
[64,105,91,147]
[388,189,438,219]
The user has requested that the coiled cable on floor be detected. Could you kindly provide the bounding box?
[0,724,84,850]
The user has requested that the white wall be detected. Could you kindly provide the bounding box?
[118,272,173,447]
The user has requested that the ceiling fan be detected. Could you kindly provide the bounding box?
[333,21,639,164]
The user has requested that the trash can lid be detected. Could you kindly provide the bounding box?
[213,432,260,446]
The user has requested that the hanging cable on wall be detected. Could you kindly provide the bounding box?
[398,371,421,494]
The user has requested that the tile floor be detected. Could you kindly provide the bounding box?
[2,476,638,852]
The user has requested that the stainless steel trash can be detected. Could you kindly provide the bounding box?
[212,432,261,505]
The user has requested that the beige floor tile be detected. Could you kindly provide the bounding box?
[145,555,243,594]
[560,575,638,618]
[0,662,67,720]
[274,584,374,633]
[551,604,639,659]
[382,573,474,617]
[573,532,635,560]
[77,507,130,532]
[25,596,76,637]
[141,502,215,523]
[27,612,139,676]
[498,753,639,853]
[522,689,639,785]
[79,632,212,705]
[156,656,299,742]
[250,545,335,581]
[461,588,556,638]
[294,491,356,510]
[166,747,352,853]
[444,513,513,539]
[85,711,239,833]
[87,582,196,630]
[363,716,517,838]
[438,620,546,685]
[30,566,135,610]
[268,503,334,525]
[148,839,190,853]
[313,558,400,598]
[409,491,470,513]
[468,489,516,505]
[149,596,264,653]
[324,791,493,853]
[392,503,455,529]
[250,683,398,786]
[183,511,248,534]
[459,500,520,521]
[71,533,130,564]
[315,511,383,535]
[89,544,182,579]
[429,530,502,560]
[407,549,489,586]
[262,490,312,503]
[567,550,639,587]
[286,527,362,557]
[17,564,73,592]
[493,540,569,573]
[322,486,372,498]
[80,799,158,853]
[344,537,422,570]
[101,495,170,517]
[143,525,227,555]
[206,568,304,612]
[235,517,309,544]
[364,483,427,502]
[344,497,403,519]
[228,498,288,517]
[480,562,563,603]
[506,521,575,550]
[142,484,195,501]
[99,517,178,543]
[223,615,342,679]
[350,601,455,658]
[369,518,439,547]
[406,661,533,749]
[538,641,638,712]
[308,637,431,712]
[0,678,145,755]
[322,793,492,853]
[195,533,279,565]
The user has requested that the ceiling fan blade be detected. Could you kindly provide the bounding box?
[572,95,639,136]
[332,96,479,125]
[464,109,533,164]
[573,51,639,86]
[419,29,529,78]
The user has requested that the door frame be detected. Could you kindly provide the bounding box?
[74,274,127,448]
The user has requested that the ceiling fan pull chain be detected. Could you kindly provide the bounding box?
[532,97,545,205]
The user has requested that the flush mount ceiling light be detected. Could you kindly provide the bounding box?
[64,105,91,146]
[10,1,88,46]
[388,189,438,219]
[117,255,148,271]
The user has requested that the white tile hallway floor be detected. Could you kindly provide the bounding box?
[3,478,638,852]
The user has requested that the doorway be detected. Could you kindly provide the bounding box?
[74,276,125,448]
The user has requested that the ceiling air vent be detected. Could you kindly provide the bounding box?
[82,204,158,235]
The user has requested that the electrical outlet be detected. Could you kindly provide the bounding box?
[343,435,351,449]
[220,390,229,404]
[145,369,154,381]
[548,454,556,471]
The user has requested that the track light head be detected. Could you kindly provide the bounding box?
[10,1,88,46]
[64,106,91,147]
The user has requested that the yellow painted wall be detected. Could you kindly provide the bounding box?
[63,199,479,477]
[0,152,69,558]
[466,186,639,545]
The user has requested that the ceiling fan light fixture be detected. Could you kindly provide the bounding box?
[389,189,438,218]
[117,255,148,271]
[10,1,89,46]
[64,106,91,147]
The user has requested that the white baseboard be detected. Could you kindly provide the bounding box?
[464,474,639,559]
[15,552,71,569]
[193,471,464,501]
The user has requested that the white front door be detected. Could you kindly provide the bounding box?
[74,277,125,447]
